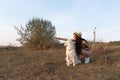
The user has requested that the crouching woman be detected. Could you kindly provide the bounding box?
[56,32,91,64]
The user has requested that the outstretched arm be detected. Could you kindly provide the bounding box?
[55,37,67,41]
[55,37,75,42]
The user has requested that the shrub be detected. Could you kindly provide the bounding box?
[15,17,56,50]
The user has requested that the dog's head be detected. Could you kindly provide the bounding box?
[64,39,75,51]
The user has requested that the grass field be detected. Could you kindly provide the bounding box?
[0,45,120,80]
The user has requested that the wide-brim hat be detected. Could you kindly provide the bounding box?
[73,32,82,37]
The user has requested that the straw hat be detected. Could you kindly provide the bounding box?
[73,32,82,37]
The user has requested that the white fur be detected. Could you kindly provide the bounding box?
[64,39,81,66]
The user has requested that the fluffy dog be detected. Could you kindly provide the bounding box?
[64,39,81,66]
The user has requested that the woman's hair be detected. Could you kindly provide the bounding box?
[74,34,82,55]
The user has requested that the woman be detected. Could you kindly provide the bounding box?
[56,32,91,63]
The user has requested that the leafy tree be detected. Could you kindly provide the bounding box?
[15,17,56,50]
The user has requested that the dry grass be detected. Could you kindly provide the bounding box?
[0,45,120,80]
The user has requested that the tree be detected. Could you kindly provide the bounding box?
[15,17,56,50]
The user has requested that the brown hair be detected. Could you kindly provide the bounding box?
[74,34,82,55]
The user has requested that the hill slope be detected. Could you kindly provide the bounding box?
[0,46,120,80]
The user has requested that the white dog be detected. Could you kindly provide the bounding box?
[64,39,81,66]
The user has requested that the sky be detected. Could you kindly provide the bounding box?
[0,0,120,46]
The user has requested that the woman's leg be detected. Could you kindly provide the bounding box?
[81,50,91,63]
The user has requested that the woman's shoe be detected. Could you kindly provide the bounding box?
[85,57,90,64]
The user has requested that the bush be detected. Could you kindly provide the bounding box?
[108,41,120,46]
[15,17,56,50]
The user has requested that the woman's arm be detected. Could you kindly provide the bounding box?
[55,37,75,42]
[82,40,91,50]
[55,37,67,41]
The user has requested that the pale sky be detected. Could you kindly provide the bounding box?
[0,0,120,46]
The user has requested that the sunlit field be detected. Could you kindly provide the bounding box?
[0,44,120,80]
